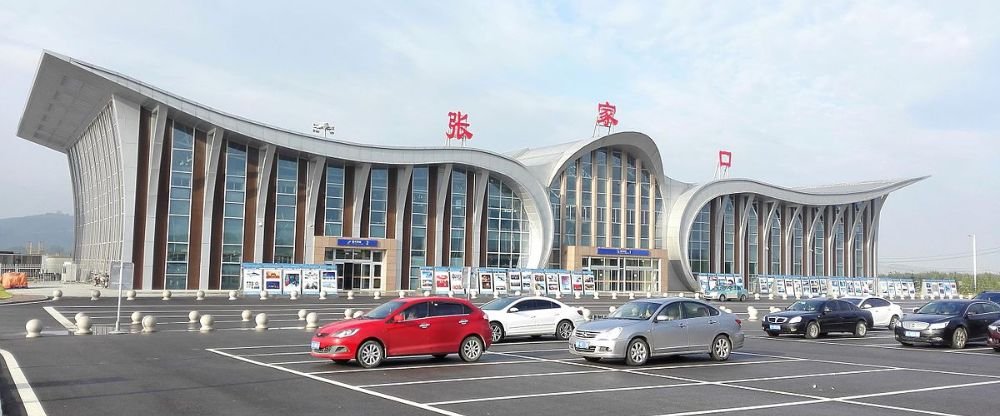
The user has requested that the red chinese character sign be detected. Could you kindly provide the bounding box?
[715,150,732,179]
[593,101,619,136]
[446,111,473,146]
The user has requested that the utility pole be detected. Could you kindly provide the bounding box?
[970,234,977,293]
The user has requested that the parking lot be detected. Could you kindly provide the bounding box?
[3,294,999,416]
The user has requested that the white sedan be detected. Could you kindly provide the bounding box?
[841,296,904,329]
[481,296,586,343]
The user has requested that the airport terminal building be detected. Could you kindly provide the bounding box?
[16,52,922,293]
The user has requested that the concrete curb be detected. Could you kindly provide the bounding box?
[0,295,50,306]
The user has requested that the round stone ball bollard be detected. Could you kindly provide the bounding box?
[514,291,522,296]
[470,290,477,299]
[305,312,319,330]
[374,291,382,299]
[769,306,781,313]
[298,309,308,321]
[554,292,561,299]
[781,293,788,301]
[229,290,238,301]
[319,290,328,300]
[188,310,201,323]
[493,292,500,299]
[574,292,581,300]
[397,291,405,299]
[131,311,142,324]
[768,293,774,300]
[423,290,430,297]
[241,310,253,322]
[255,313,269,330]
[747,306,759,321]
[628,292,635,300]
[694,293,702,300]
[646,292,653,298]
[343,308,354,319]
[142,315,157,333]
[609,306,617,314]
[162,290,172,301]
[75,315,92,335]
[593,292,600,300]
[447,291,454,298]
[196,290,206,301]
[352,310,364,318]
[347,290,355,300]
[582,308,593,321]
[611,292,618,300]
[74,312,86,322]
[25,319,43,338]
[90,289,101,301]
[260,291,269,300]
[200,314,214,332]
[52,289,63,300]
[678,292,686,298]
[289,291,299,301]
[754,293,760,301]
[126,290,137,300]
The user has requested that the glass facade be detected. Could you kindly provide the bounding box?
[369,167,388,238]
[450,169,467,267]
[610,151,622,247]
[220,142,246,289]
[564,162,577,246]
[486,176,528,268]
[854,221,864,276]
[409,167,429,288]
[689,204,710,273]
[324,163,345,236]
[580,153,593,246]
[813,219,825,276]
[747,203,759,276]
[834,218,845,276]
[165,122,193,290]
[722,197,735,274]
[595,150,607,247]
[791,215,803,275]
[582,256,659,292]
[769,210,781,274]
[274,156,298,263]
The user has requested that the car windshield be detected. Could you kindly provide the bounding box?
[916,301,966,315]
[481,297,519,311]
[608,301,660,320]
[364,300,406,319]
[715,286,731,291]
[787,300,825,312]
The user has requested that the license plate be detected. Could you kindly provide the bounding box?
[310,341,320,350]
[575,340,589,349]
[905,331,920,338]
[769,324,781,331]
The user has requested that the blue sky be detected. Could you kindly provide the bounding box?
[1,1,997,272]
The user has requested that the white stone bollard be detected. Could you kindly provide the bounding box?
[769,306,780,313]
[611,292,618,300]
[493,291,500,299]
[229,290,238,301]
[423,290,430,297]
[241,310,253,322]
[593,292,600,300]
[142,315,157,333]
[75,312,86,322]
[200,314,214,331]
[373,291,382,299]
[609,306,617,313]
[289,290,299,301]
[344,308,354,319]
[920,294,926,300]
[678,292,685,298]
[126,290,136,300]
[196,290,206,301]
[535,290,543,297]
[781,293,788,300]
[305,312,319,330]
[470,290,477,299]
[747,306,759,321]
[189,311,201,323]
[162,290,172,301]
[694,293,702,300]
[397,290,405,298]
[75,315,92,335]
[768,293,774,300]
[25,319,42,338]
[629,292,635,300]
[131,311,142,324]
[255,313,268,330]
[298,309,308,321]
[754,293,760,301]
[575,291,581,299]
[90,289,101,301]
[260,291,269,300]
[347,290,355,300]
[646,292,653,298]
[514,291,522,296]
[910,293,916,300]
[447,291,454,298]
[52,289,63,300]
[352,310,364,318]
[319,290,327,300]
[582,308,593,321]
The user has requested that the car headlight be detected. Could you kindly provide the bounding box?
[788,316,802,324]
[332,328,360,338]
[988,325,998,332]
[595,327,623,340]
[928,322,948,330]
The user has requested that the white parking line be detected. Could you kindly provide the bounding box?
[43,306,75,331]
[307,359,533,375]
[756,335,1000,356]
[208,348,462,416]
[0,348,47,416]
[212,344,305,350]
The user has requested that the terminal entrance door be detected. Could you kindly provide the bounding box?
[325,248,385,291]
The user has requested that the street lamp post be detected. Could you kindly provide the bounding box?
[312,122,335,138]
[970,234,977,292]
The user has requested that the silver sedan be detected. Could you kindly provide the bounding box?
[568,298,745,366]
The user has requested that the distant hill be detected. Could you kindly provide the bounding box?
[0,213,74,255]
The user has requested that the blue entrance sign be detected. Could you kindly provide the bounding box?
[337,238,379,247]
[596,247,651,256]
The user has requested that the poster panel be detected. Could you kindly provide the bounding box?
[583,271,595,293]
[479,270,494,294]
[532,271,546,293]
[241,266,263,294]
[572,272,584,292]
[321,270,338,293]
[419,268,434,292]
[282,269,302,294]
[698,275,710,292]
[450,269,465,294]
[775,278,786,294]
[559,272,572,294]
[264,269,283,294]
[434,269,450,294]
[494,271,508,294]
[545,272,559,294]
[302,268,321,295]
[509,270,522,292]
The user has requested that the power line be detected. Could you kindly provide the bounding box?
[880,246,1000,262]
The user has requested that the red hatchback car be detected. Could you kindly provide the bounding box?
[310,297,492,368]
[988,319,1000,352]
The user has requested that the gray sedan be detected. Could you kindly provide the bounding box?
[568,298,745,366]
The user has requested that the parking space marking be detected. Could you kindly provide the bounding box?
[307,359,533,375]
[43,306,75,331]
[239,351,308,357]
[837,400,963,416]
[208,348,462,416]
[0,348,47,416]
[213,344,308,350]
[756,335,1000,357]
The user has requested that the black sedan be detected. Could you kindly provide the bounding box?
[896,299,1000,349]
[763,299,873,339]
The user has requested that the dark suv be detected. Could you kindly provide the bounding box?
[974,291,1000,304]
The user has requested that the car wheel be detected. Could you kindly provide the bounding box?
[459,336,484,362]
[432,354,448,359]
[719,294,727,302]
[583,356,601,363]
[709,335,732,361]
[739,294,747,302]
[888,315,900,330]
[356,340,384,369]
[766,331,779,337]
[950,327,968,349]
[556,320,574,340]
[625,338,649,366]
[805,321,820,339]
[490,322,505,343]
[853,321,868,337]
[331,359,350,364]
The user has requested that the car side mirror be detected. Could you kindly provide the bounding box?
[655,315,669,322]
[508,307,519,313]
[391,314,404,323]
[912,307,920,313]
[822,308,832,314]
[862,304,871,309]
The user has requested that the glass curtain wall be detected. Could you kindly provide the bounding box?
[722,197,735,274]
[688,205,710,273]
[486,176,528,268]
[813,218,825,276]
[165,122,194,289]
[580,153,592,246]
[791,215,803,275]
[834,219,845,276]
[220,142,246,289]
[369,168,388,238]
[854,221,864,276]
[450,169,467,266]
[769,210,781,274]
[747,203,759,275]
[274,156,298,263]
[324,163,345,236]
[610,151,623,247]
[595,150,607,247]
[625,156,637,248]
[409,167,429,287]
